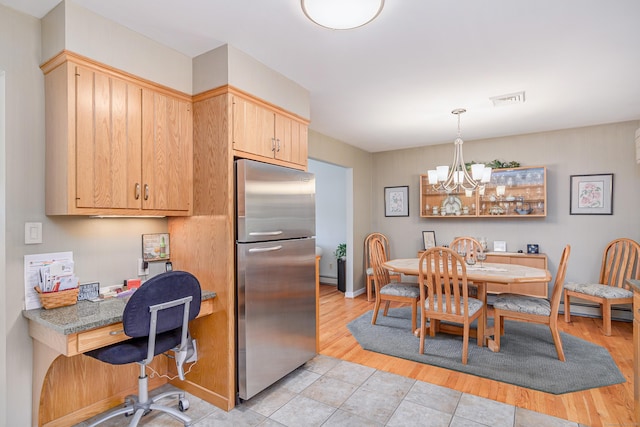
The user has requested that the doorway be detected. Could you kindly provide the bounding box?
[308,159,353,293]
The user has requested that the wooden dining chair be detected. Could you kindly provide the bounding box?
[418,247,484,364]
[364,232,402,301]
[492,245,571,361]
[564,238,640,336]
[450,236,483,297]
[369,236,420,331]
[450,236,483,264]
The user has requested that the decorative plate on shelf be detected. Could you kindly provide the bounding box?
[441,195,462,215]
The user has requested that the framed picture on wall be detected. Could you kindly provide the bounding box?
[422,231,436,250]
[570,173,613,215]
[142,233,171,261]
[384,186,409,217]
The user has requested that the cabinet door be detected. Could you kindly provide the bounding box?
[484,253,548,297]
[75,66,142,209]
[142,90,193,212]
[232,96,275,158]
[275,114,308,167]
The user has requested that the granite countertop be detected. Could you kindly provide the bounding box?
[627,279,640,293]
[22,290,216,335]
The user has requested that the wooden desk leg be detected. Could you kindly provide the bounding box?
[32,340,62,426]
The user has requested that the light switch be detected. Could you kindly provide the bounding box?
[25,222,42,244]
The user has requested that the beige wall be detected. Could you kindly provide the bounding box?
[371,121,640,291]
[193,44,310,118]
[42,0,193,93]
[308,130,373,295]
[2,4,180,426]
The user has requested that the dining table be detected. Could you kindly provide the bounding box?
[382,257,552,349]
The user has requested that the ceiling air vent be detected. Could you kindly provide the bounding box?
[490,91,526,107]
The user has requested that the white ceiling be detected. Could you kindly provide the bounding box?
[4,0,640,152]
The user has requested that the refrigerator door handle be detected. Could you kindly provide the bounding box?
[248,245,283,253]
[249,231,284,236]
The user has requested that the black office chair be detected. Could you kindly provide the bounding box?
[85,271,201,427]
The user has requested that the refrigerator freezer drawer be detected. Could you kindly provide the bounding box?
[237,237,316,400]
[236,159,315,243]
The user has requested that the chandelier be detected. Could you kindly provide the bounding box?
[427,109,492,196]
[301,0,385,30]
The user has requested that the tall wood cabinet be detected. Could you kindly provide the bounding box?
[41,51,193,216]
[232,93,308,169]
[168,85,309,412]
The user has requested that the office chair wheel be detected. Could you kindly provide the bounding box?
[123,395,136,407]
[178,398,190,412]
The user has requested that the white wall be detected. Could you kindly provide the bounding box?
[308,159,347,283]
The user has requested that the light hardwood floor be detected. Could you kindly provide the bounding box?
[318,284,634,427]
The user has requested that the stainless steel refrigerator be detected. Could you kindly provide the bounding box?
[235,159,316,401]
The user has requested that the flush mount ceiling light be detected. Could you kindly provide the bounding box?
[301,0,385,30]
[427,109,492,195]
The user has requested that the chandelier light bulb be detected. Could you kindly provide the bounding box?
[426,108,492,194]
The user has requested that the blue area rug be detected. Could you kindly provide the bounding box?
[347,307,625,394]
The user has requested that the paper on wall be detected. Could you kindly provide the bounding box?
[24,252,74,310]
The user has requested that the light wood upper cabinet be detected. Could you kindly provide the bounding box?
[42,52,192,216]
[75,65,143,210]
[232,94,308,168]
[141,90,193,212]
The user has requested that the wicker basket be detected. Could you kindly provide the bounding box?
[35,286,79,309]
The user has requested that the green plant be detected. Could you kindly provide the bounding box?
[466,160,520,170]
[334,243,346,259]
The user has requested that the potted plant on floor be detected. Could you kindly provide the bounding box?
[334,243,346,293]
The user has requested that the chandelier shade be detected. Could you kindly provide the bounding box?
[301,0,385,30]
[427,109,491,195]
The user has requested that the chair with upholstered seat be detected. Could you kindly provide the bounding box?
[369,236,420,331]
[418,247,484,364]
[492,245,571,361]
[85,271,201,427]
[564,238,640,336]
[364,232,401,301]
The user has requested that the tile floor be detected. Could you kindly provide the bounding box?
[76,354,586,427]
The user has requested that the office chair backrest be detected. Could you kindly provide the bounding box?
[123,271,202,338]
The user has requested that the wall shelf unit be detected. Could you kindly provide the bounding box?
[419,166,546,218]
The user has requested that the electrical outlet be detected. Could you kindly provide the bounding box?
[137,258,149,276]
[329,263,333,270]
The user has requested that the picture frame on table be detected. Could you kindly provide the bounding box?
[384,186,409,217]
[423,231,436,250]
[569,173,613,215]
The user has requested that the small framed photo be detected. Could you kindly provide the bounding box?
[494,240,507,252]
[570,173,613,215]
[423,231,436,250]
[142,233,170,261]
[384,186,409,217]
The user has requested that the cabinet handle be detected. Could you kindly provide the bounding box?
[144,184,149,201]
[276,138,281,152]
[271,137,276,152]
[135,183,141,200]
